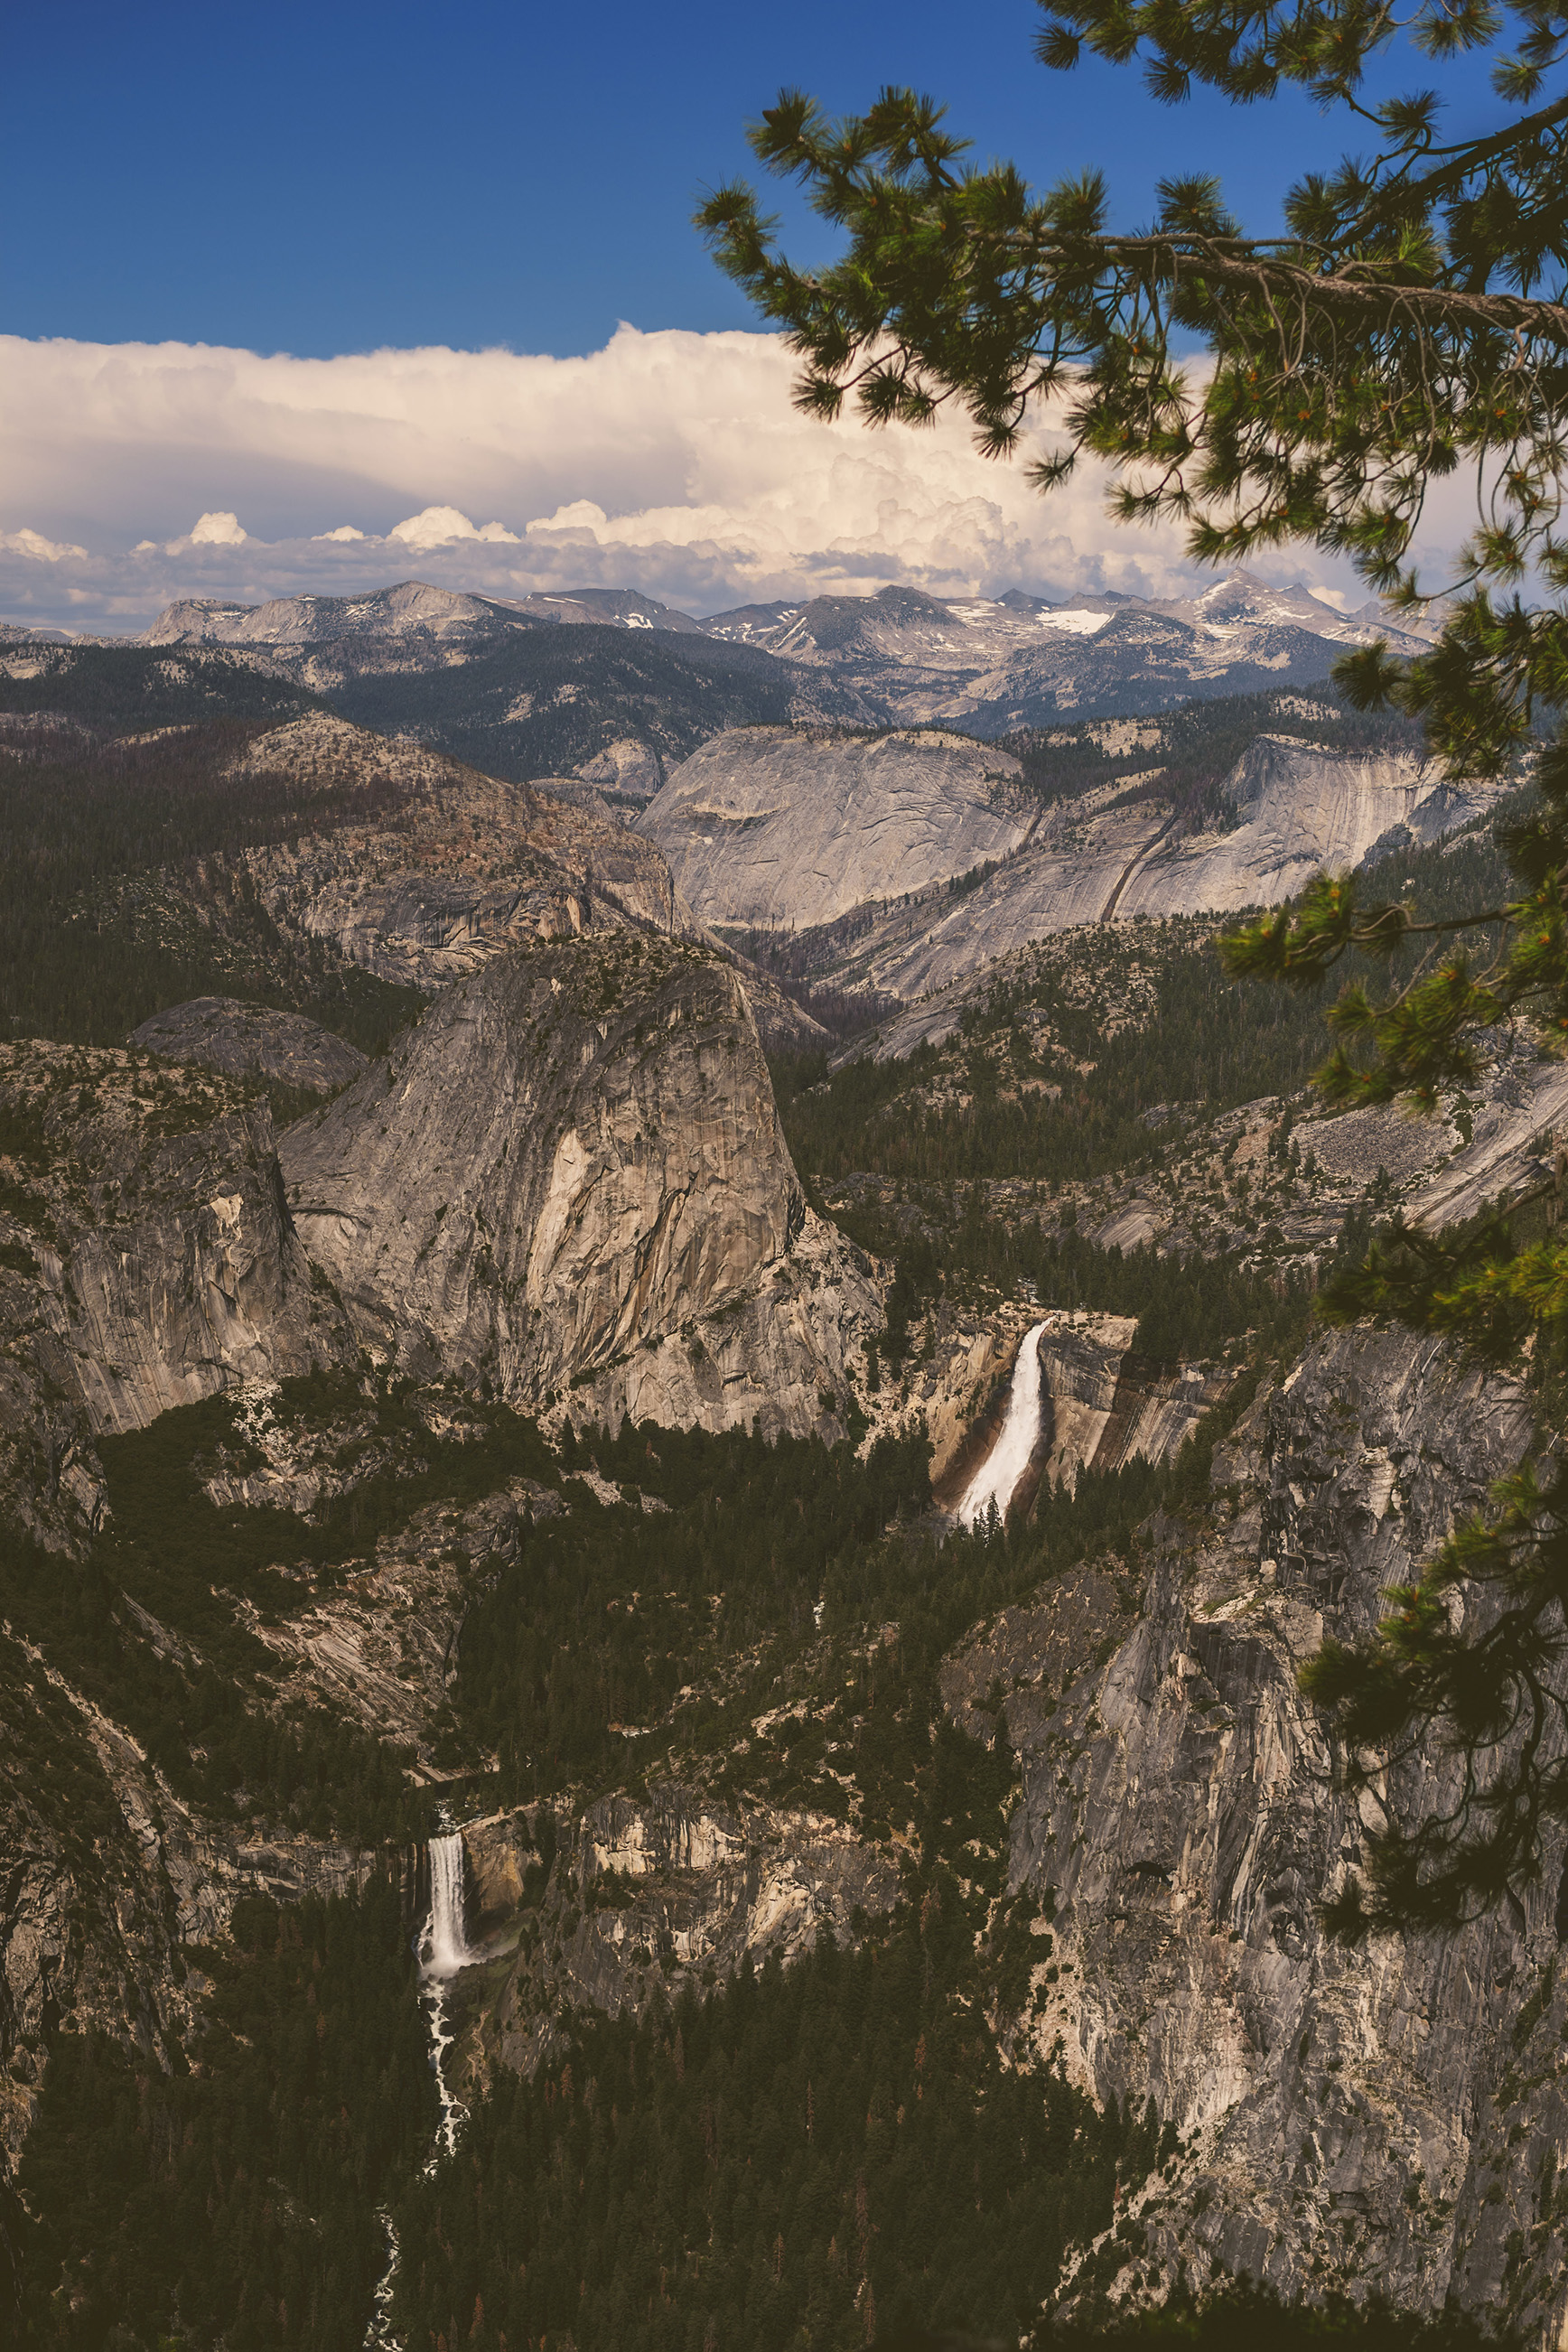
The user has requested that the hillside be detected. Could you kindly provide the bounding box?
[637,725,1033,928]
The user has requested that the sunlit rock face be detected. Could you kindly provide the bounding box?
[1119,733,1498,918]
[944,1319,1568,2337]
[280,933,880,1438]
[640,726,1503,1009]
[637,725,1032,929]
[231,712,686,989]
[0,1042,355,1554]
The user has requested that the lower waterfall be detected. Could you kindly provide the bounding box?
[365,1830,481,2349]
[958,1321,1046,1527]
[424,1830,478,1980]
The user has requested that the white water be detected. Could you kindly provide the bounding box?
[957,1321,1047,1528]
[423,1832,477,1976]
[363,1832,481,2347]
[418,1832,478,2162]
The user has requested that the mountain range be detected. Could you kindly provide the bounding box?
[123,568,1432,768]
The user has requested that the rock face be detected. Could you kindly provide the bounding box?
[572,736,664,802]
[0,1617,378,2175]
[791,736,1502,1006]
[280,934,880,1439]
[1034,1317,1233,1491]
[949,1321,1568,2338]
[127,997,368,1093]
[637,725,1031,929]
[0,1041,352,1552]
[224,711,820,1051]
[1118,734,1496,918]
[235,712,686,987]
[456,1785,900,2081]
[931,1311,1234,1517]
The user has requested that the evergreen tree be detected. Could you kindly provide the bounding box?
[700,0,1568,1936]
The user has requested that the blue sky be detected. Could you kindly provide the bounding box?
[4,2,1508,630]
[7,0,1506,359]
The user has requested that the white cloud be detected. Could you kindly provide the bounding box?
[188,509,247,546]
[387,504,519,548]
[1,526,88,562]
[0,326,1408,630]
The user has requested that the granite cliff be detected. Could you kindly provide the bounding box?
[280,932,880,1439]
[0,1040,354,1554]
[941,1320,1568,2338]
[637,725,1031,929]
[762,733,1505,1005]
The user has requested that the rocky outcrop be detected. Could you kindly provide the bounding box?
[1030,1317,1233,1496]
[0,1041,353,1552]
[754,739,1501,1009]
[279,934,881,1439]
[637,725,1031,929]
[1119,734,1499,919]
[573,736,663,802]
[922,1310,1232,1517]
[235,712,686,987]
[949,1321,1568,2338]
[0,1618,378,2175]
[455,1785,900,2081]
[128,996,368,1092]
[223,711,821,1050]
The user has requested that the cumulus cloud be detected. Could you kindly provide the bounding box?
[0,325,1414,631]
[188,509,247,546]
[1,526,89,563]
[388,505,520,547]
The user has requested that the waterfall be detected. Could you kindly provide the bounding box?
[422,1833,475,1977]
[363,1830,482,2347]
[958,1321,1046,1528]
[418,1832,477,2164]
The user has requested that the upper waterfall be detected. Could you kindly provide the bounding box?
[957,1322,1046,1527]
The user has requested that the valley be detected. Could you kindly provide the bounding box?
[0,574,1556,2350]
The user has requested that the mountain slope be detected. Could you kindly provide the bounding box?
[645,725,1502,1005]
[637,725,1031,929]
[279,932,879,1437]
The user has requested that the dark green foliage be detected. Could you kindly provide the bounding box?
[771,946,1330,1190]
[1009,690,1428,820]
[1044,2279,1517,2345]
[772,800,1523,1199]
[459,1421,933,1803]
[390,1710,1133,2352]
[1029,1227,1311,1362]
[0,1377,555,1842]
[0,644,316,732]
[18,1877,434,2351]
[0,725,423,1052]
[857,1213,1311,1367]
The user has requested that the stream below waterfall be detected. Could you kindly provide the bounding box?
[365,1830,479,2349]
[957,1321,1047,1527]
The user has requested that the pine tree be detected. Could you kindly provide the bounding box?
[701,0,1568,1936]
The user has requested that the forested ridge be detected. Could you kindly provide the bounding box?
[0,720,422,1052]
[18,1881,435,2351]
